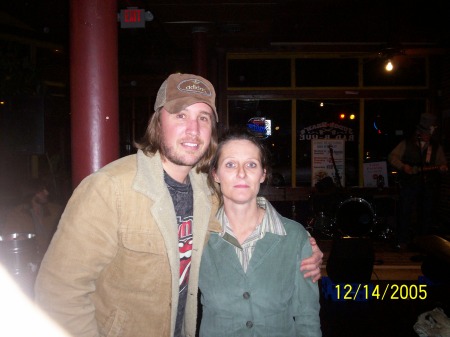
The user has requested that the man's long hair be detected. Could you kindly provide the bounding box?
[134,109,219,174]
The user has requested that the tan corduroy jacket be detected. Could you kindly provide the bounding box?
[35,150,221,337]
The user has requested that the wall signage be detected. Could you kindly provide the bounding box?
[299,122,355,141]
[119,8,146,28]
[247,117,271,139]
[311,139,345,187]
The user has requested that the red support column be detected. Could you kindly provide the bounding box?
[192,26,208,77]
[70,0,119,188]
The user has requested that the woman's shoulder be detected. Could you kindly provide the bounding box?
[279,215,309,238]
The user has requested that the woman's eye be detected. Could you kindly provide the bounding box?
[225,162,235,168]
[247,162,257,168]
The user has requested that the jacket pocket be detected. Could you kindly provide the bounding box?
[121,231,165,254]
[106,232,170,291]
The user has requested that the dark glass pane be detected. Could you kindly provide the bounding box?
[295,99,360,187]
[228,59,291,87]
[228,100,292,186]
[296,59,359,87]
[363,57,426,86]
[364,99,426,187]
[364,99,425,159]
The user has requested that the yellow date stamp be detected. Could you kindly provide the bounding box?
[334,283,428,301]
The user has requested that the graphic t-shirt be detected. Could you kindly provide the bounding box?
[164,172,193,337]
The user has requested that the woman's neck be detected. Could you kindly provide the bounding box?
[223,200,264,244]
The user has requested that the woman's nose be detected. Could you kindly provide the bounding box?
[237,165,246,178]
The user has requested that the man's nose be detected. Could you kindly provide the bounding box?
[186,119,199,135]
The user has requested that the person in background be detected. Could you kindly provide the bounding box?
[388,113,448,249]
[1,178,63,260]
[34,73,323,337]
[199,128,321,337]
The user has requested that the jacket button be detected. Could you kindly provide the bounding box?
[243,292,250,299]
[246,321,253,328]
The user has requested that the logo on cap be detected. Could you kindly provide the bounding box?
[177,79,212,97]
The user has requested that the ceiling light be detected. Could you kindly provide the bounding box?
[385,59,394,71]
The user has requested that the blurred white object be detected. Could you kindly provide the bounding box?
[0,264,71,336]
[414,307,450,337]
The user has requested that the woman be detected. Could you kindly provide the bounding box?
[199,129,321,337]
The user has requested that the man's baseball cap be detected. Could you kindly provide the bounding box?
[154,73,218,122]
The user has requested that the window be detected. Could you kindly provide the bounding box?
[296,100,360,187]
[228,99,292,186]
[296,58,359,87]
[363,57,426,86]
[228,59,291,87]
[225,53,431,188]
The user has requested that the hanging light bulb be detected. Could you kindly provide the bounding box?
[385,59,393,71]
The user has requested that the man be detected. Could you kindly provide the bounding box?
[2,178,63,260]
[388,112,448,248]
[35,73,323,337]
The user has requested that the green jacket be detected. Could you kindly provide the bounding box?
[35,150,221,337]
[199,204,321,337]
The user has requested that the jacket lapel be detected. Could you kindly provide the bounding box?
[246,233,282,274]
[209,234,247,278]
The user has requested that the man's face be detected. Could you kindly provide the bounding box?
[160,102,213,169]
[418,132,431,142]
[34,188,49,204]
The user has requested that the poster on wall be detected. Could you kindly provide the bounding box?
[363,161,389,188]
[311,139,345,187]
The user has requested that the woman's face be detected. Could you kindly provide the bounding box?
[213,139,266,205]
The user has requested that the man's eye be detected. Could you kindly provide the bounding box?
[176,113,186,119]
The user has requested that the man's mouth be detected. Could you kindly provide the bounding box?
[182,141,201,150]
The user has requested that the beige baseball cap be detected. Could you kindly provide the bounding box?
[154,73,218,122]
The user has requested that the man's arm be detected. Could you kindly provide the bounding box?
[35,174,119,337]
[300,237,323,283]
[388,140,407,171]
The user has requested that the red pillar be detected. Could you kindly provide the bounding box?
[70,0,119,188]
[192,26,208,77]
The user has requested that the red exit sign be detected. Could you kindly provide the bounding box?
[119,8,145,28]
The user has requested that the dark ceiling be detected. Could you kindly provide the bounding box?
[1,0,449,79]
